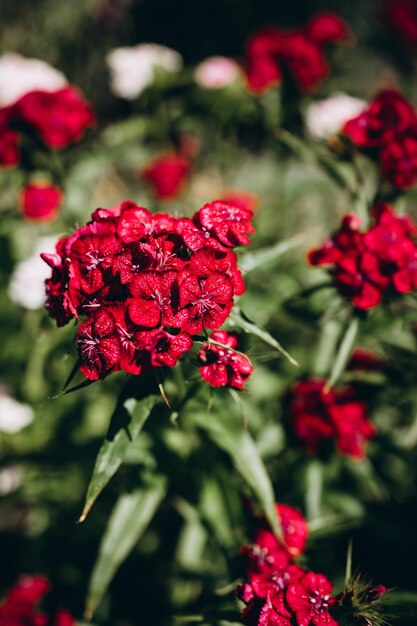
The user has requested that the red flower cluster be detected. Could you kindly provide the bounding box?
[20,182,62,222]
[0,86,95,167]
[287,379,375,459]
[343,89,417,189]
[309,203,417,310]
[238,504,339,626]
[41,199,254,380]
[198,330,253,389]
[244,11,352,94]
[140,151,191,200]
[382,0,417,50]
[0,575,74,626]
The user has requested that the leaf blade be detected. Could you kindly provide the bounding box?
[79,394,158,522]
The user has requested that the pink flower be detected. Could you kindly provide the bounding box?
[194,56,241,88]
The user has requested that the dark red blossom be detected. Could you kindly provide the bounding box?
[0,575,75,626]
[140,152,191,200]
[20,182,62,222]
[198,330,253,389]
[243,12,352,94]
[342,89,417,189]
[382,0,417,50]
[0,130,19,167]
[286,572,338,626]
[309,204,417,309]
[13,86,95,149]
[305,11,352,45]
[196,200,255,247]
[42,198,253,380]
[343,89,417,150]
[288,379,375,459]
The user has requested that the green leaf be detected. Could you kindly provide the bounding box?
[193,413,281,539]
[79,394,158,522]
[85,474,167,619]
[239,235,303,274]
[325,315,359,391]
[228,308,299,367]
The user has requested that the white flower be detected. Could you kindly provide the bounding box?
[0,466,24,495]
[194,56,241,89]
[305,93,367,140]
[106,43,183,99]
[0,52,67,107]
[0,392,34,434]
[8,236,57,310]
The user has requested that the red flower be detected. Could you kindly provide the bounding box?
[288,379,375,459]
[379,132,417,189]
[140,152,191,200]
[42,198,252,380]
[280,33,329,94]
[0,575,75,626]
[286,572,338,626]
[179,271,234,334]
[20,182,62,222]
[382,0,417,50]
[309,205,417,309]
[243,12,352,95]
[305,11,352,45]
[196,200,255,247]
[220,188,260,214]
[198,330,253,389]
[348,348,387,372]
[343,89,417,149]
[0,130,20,167]
[14,86,95,149]
[78,308,122,380]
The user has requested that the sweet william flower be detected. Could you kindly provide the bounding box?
[198,330,253,389]
[43,199,253,381]
[288,379,375,459]
[194,56,241,88]
[306,93,367,140]
[20,182,62,222]
[9,236,58,311]
[12,86,95,149]
[382,0,417,50]
[140,152,191,200]
[286,572,338,626]
[305,11,352,45]
[106,43,183,100]
[0,389,34,434]
[0,130,20,167]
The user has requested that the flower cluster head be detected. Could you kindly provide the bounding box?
[238,504,339,626]
[244,11,352,94]
[382,0,417,51]
[140,151,192,200]
[0,575,75,626]
[342,89,417,190]
[286,378,375,459]
[309,203,417,310]
[198,330,253,389]
[41,199,255,381]
[0,86,95,167]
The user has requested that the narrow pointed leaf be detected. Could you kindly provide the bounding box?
[85,475,167,618]
[79,394,158,521]
[193,413,281,539]
[239,235,303,274]
[325,316,359,391]
[228,308,299,367]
